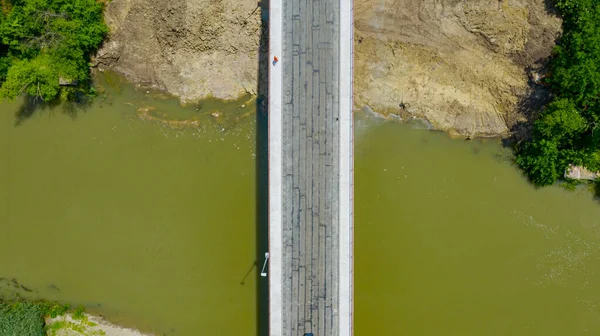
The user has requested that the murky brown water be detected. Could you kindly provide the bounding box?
[1,73,600,335]
[354,115,600,335]
[0,74,259,335]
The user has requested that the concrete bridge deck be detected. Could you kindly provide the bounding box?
[268,0,354,335]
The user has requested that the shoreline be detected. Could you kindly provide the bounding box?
[99,69,506,140]
[0,295,154,336]
[46,313,153,336]
[94,0,560,140]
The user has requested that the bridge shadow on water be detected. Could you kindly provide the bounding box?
[255,0,270,335]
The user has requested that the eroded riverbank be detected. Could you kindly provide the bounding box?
[94,0,561,137]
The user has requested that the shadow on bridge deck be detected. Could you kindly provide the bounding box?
[255,0,270,335]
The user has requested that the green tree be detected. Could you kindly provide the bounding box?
[516,0,600,186]
[0,0,107,102]
[517,139,560,186]
[533,98,586,141]
[0,54,59,100]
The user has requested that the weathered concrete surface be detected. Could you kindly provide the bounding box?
[270,0,353,332]
[278,0,341,334]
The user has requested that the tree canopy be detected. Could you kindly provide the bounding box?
[516,0,600,186]
[0,0,107,102]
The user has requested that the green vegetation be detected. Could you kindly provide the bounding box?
[46,316,105,336]
[48,302,70,318]
[46,304,106,336]
[0,300,92,335]
[0,0,108,102]
[516,0,600,186]
[73,305,85,320]
[0,301,46,335]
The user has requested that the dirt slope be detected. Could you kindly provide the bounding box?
[94,0,263,103]
[354,0,561,137]
[94,0,561,137]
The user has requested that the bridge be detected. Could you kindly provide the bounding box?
[267,0,354,335]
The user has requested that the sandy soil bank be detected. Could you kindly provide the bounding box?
[46,314,153,336]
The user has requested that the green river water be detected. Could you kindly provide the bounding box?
[1,74,600,335]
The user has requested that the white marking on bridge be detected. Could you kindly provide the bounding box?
[268,0,284,334]
[339,0,354,335]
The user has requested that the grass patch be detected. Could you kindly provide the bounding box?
[73,305,85,320]
[47,303,70,318]
[47,320,68,332]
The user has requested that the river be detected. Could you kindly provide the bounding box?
[1,74,600,335]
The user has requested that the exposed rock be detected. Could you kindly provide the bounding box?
[565,165,598,181]
[59,78,79,86]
